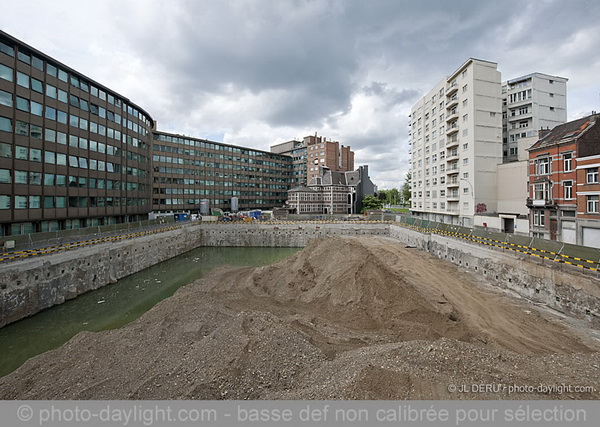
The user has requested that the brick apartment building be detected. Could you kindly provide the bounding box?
[271,134,354,186]
[527,113,600,247]
[304,135,354,184]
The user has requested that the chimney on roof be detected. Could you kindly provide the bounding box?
[538,127,552,139]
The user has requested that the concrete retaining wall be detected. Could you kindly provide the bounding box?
[1,222,598,328]
[389,224,600,325]
[0,223,387,327]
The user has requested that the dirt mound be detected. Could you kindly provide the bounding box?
[209,237,471,343]
[1,236,598,400]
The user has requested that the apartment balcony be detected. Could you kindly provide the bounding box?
[447,82,459,96]
[446,152,459,162]
[526,197,556,208]
[507,111,533,122]
[446,110,458,122]
[446,167,459,176]
[507,82,532,94]
[507,98,533,109]
[446,136,459,149]
[446,122,459,136]
[446,178,459,188]
[446,95,458,109]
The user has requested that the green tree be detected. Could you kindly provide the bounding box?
[361,195,383,212]
[377,190,387,201]
[387,188,400,206]
[402,172,412,206]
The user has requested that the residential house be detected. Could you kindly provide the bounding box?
[527,113,600,247]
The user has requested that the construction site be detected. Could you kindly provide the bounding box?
[0,221,599,399]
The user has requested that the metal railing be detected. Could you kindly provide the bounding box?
[394,215,600,272]
[1,217,177,254]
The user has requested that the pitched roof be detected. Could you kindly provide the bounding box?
[322,170,346,186]
[528,115,598,151]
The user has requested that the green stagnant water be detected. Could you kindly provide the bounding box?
[0,246,301,378]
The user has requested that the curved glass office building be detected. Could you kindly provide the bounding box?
[0,31,154,235]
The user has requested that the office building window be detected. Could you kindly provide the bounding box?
[0,143,11,158]
[0,90,12,107]
[0,169,11,183]
[16,71,29,88]
[0,116,11,132]
[0,195,10,210]
[16,97,29,112]
[0,64,12,81]
[15,195,28,209]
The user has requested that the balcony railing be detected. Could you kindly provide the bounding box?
[446,122,459,135]
[446,136,459,148]
[446,110,458,122]
[525,197,555,208]
[447,82,458,95]
[447,95,458,108]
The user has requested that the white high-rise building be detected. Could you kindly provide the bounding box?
[502,73,568,162]
[409,58,503,226]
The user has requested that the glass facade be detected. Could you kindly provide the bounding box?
[0,30,294,236]
[152,132,292,212]
[0,30,154,235]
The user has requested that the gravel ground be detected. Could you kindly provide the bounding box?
[1,236,598,400]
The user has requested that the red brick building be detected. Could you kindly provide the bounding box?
[527,113,600,247]
[304,135,354,184]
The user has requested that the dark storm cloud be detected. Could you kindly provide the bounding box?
[362,82,420,110]
[5,0,598,189]
[124,0,360,127]
[121,0,600,131]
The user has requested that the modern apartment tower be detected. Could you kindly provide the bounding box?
[502,73,568,162]
[409,58,503,226]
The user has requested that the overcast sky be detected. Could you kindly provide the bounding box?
[1,0,599,189]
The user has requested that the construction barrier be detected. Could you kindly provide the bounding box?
[4,217,600,272]
[392,217,600,272]
[0,225,181,263]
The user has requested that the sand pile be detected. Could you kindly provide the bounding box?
[210,237,472,344]
[1,236,598,400]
